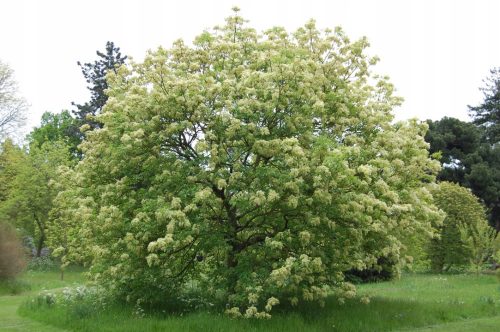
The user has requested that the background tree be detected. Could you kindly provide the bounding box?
[28,111,81,158]
[58,12,442,316]
[425,117,481,184]
[72,42,127,131]
[466,145,500,229]
[47,165,92,279]
[469,68,500,144]
[0,139,21,201]
[428,182,488,272]
[0,140,72,256]
[425,118,500,229]
[0,140,31,232]
[0,60,27,140]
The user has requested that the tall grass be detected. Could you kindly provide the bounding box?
[19,274,500,332]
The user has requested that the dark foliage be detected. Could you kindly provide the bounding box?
[469,68,500,144]
[72,41,127,131]
[344,257,398,283]
[425,117,500,229]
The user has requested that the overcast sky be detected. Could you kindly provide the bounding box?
[1,0,500,134]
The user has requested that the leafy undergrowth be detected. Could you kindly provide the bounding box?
[19,274,500,332]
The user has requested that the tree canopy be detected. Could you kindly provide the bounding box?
[54,12,441,316]
[28,110,81,158]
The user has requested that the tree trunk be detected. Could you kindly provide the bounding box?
[226,246,239,294]
[212,185,241,294]
[36,234,45,257]
[34,213,45,257]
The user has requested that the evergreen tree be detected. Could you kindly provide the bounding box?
[426,117,481,184]
[469,68,500,144]
[72,42,127,131]
[426,118,500,229]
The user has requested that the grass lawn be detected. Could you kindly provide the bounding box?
[5,272,499,332]
[0,268,85,332]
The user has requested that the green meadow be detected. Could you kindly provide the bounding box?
[1,270,499,332]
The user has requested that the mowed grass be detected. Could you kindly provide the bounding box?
[0,267,86,296]
[17,273,500,332]
[0,268,86,332]
[19,267,86,292]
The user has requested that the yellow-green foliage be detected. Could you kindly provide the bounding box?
[0,140,73,257]
[429,182,493,272]
[459,209,496,273]
[54,10,442,316]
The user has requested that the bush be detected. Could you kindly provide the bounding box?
[26,285,107,320]
[428,182,490,272]
[0,222,26,279]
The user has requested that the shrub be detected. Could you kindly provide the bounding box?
[27,285,107,320]
[459,213,497,274]
[0,222,26,279]
[428,182,491,272]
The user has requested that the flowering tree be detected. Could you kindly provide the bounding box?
[57,9,441,317]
